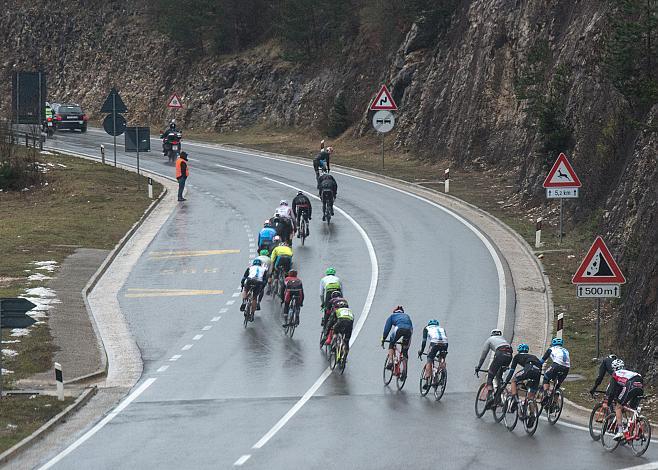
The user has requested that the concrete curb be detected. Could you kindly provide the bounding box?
[0,386,97,466]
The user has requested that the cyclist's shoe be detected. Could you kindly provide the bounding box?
[239,303,246,312]
[526,414,535,427]
[322,215,326,221]
[541,395,550,407]
[256,303,261,311]
[331,209,334,215]
[423,382,431,391]
[386,361,393,371]
[613,430,625,441]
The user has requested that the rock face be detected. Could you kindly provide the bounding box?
[1,0,656,379]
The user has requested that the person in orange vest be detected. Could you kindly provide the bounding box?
[175,151,189,201]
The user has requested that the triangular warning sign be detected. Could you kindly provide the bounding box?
[167,94,183,109]
[100,88,128,114]
[572,236,626,284]
[369,85,398,111]
[543,153,582,188]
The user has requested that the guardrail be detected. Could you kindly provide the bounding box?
[1,126,45,150]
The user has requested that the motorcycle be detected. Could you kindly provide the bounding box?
[42,116,54,137]
[161,130,183,164]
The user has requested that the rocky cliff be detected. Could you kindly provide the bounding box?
[1,0,656,380]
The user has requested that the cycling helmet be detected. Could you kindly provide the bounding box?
[280,200,288,206]
[517,343,529,353]
[551,337,564,347]
[611,358,625,371]
[325,267,336,275]
[428,319,439,327]
[252,259,262,266]
[393,305,404,313]
[297,191,304,196]
[259,249,269,256]
[273,235,281,243]
[288,269,297,277]
[264,219,271,227]
[490,329,502,336]
[331,290,342,299]
[607,354,617,360]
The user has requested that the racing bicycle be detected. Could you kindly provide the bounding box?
[383,340,408,390]
[330,332,348,373]
[600,396,652,457]
[475,367,508,422]
[503,381,540,435]
[283,294,301,337]
[537,375,565,424]
[419,352,447,401]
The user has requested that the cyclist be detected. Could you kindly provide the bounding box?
[539,337,571,406]
[319,267,343,322]
[382,306,413,376]
[321,290,349,340]
[313,145,333,179]
[475,329,512,406]
[258,220,277,253]
[607,359,644,440]
[256,249,271,275]
[504,343,542,411]
[417,319,448,390]
[274,200,296,242]
[317,173,337,221]
[589,353,620,397]
[240,258,267,312]
[282,269,304,327]
[270,239,293,292]
[322,303,354,356]
[292,191,312,238]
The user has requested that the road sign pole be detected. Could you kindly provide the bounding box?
[381,133,385,170]
[595,298,601,359]
[112,94,117,167]
[559,198,564,244]
[136,127,141,189]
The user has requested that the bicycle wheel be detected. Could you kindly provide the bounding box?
[589,403,605,441]
[630,416,652,457]
[288,306,298,338]
[396,359,407,390]
[329,344,338,370]
[419,367,431,397]
[600,413,621,452]
[434,368,447,402]
[300,220,307,246]
[547,390,564,424]
[338,342,347,374]
[243,297,252,329]
[492,387,508,423]
[475,383,488,418]
[524,400,540,436]
[383,356,394,386]
[503,396,518,431]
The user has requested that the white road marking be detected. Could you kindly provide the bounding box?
[212,316,222,321]
[169,355,182,361]
[156,365,169,373]
[192,334,203,341]
[232,292,240,297]
[226,300,236,305]
[219,308,228,314]
[38,378,156,469]
[181,344,193,351]
[202,325,212,330]
[618,463,658,470]
[216,163,250,174]
[249,243,255,248]
[251,177,378,450]
[233,455,251,466]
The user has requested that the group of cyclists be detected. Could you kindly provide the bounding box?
[476,329,645,441]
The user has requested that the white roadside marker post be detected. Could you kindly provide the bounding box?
[535,217,542,248]
[444,168,450,193]
[556,313,564,340]
[55,362,64,401]
[148,177,154,199]
[100,144,105,165]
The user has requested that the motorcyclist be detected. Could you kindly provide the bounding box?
[317,173,337,221]
[161,119,181,155]
[313,145,333,179]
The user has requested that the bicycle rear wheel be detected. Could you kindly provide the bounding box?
[523,400,540,436]
[243,297,252,329]
[630,417,652,457]
[493,388,508,423]
[383,356,394,386]
[589,403,605,441]
[396,359,407,390]
[547,390,564,424]
[338,343,347,374]
[600,413,621,452]
[289,306,299,338]
[475,383,488,418]
[300,220,307,246]
[434,368,447,402]
[419,368,431,397]
[329,344,338,370]
[503,396,518,431]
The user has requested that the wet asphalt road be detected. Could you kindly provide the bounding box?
[38,128,656,469]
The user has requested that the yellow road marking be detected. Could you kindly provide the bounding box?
[149,249,240,259]
[125,288,224,298]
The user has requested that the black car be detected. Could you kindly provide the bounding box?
[54,104,88,132]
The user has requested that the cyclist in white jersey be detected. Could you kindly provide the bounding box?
[539,337,570,403]
[418,319,448,389]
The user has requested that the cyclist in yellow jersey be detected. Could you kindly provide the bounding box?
[271,241,293,278]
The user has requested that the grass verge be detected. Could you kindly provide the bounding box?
[0,395,73,454]
[194,124,655,420]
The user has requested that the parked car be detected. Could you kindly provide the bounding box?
[53,103,88,132]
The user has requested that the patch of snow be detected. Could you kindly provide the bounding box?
[1,340,21,344]
[1,349,18,358]
[10,329,30,337]
[1,369,14,374]
[32,260,58,272]
[40,150,54,155]
[28,273,52,282]
[24,287,56,298]
[56,163,67,168]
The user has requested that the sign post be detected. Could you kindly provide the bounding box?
[0,298,37,397]
[543,153,582,244]
[572,236,626,358]
[369,85,397,170]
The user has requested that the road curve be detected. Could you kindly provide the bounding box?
[34,128,657,469]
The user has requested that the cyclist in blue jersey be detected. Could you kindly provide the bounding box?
[381,306,413,371]
[258,220,277,252]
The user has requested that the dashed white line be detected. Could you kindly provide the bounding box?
[181,344,193,351]
[211,316,222,322]
[202,325,212,330]
[192,334,203,341]
[232,292,240,297]
[169,355,182,361]
[226,300,236,305]
[157,365,169,373]
[234,455,251,466]
[219,308,228,313]
[216,163,250,174]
